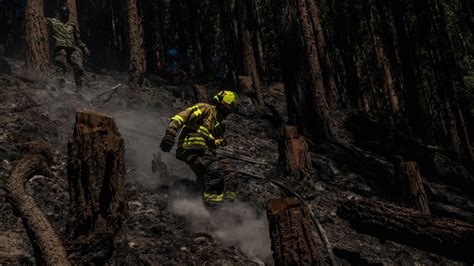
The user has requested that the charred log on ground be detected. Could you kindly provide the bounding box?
[67,110,127,260]
[337,199,474,263]
[266,197,323,265]
[8,141,70,265]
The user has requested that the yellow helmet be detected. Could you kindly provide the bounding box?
[213,90,238,112]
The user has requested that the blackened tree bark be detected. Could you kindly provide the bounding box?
[142,0,164,73]
[25,0,49,72]
[66,0,78,24]
[430,0,473,171]
[275,0,334,140]
[338,199,474,263]
[246,1,267,76]
[220,0,240,86]
[67,110,128,259]
[266,198,323,265]
[362,0,400,116]
[237,0,263,105]
[278,125,314,186]
[393,156,431,214]
[305,0,339,106]
[125,0,147,84]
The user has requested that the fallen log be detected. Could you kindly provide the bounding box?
[337,199,474,263]
[8,141,70,265]
[67,110,127,258]
[266,198,323,265]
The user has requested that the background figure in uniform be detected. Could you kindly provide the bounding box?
[46,6,90,88]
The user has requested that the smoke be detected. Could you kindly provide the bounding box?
[115,110,273,262]
[7,59,272,263]
[114,110,195,188]
[172,197,272,263]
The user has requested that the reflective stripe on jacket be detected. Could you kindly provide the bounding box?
[166,103,224,154]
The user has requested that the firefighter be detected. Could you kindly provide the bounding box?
[160,90,239,204]
[45,6,90,88]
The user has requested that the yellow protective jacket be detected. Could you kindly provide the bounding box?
[166,103,224,155]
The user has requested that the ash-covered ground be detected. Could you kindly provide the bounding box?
[1,57,473,265]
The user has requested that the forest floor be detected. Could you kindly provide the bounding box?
[1,56,473,265]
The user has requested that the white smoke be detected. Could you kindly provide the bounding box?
[172,197,272,263]
[114,110,195,187]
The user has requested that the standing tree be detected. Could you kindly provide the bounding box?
[25,0,49,72]
[274,0,334,141]
[66,0,78,24]
[361,0,400,116]
[237,0,264,105]
[125,0,146,84]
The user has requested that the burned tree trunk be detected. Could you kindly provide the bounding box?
[393,156,430,214]
[274,0,334,140]
[362,0,400,115]
[237,0,263,105]
[266,198,323,265]
[67,110,127,256]
[25,0,49,72]
[8,141,70,265]
[305,0,339,106]
[338,199,474,263]
[125,0,147,84]
[66,0,78,25]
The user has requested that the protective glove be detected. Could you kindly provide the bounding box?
[160,133,175,152]
[214,138,225,147]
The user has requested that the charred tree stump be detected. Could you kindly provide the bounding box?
[67,110,127,257]
[8,141,70,265]
[278,125,313,185]
[66,0,78,25]
[337,199,474,263]
[193,84,208,103]
[266,197,322,265]
[393,156,430,214]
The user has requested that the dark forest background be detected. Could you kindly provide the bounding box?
[1,0,473,187]
[1,0,474,263]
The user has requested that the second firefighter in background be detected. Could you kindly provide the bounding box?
[160,91,239,204]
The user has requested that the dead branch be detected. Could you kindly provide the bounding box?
[93,83,122,103]
[217,149,271,166]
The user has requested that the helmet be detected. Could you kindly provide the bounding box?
[59,6,70,22]
[213,90,238,112]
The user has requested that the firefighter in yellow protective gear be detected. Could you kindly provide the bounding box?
[160,91,239,204]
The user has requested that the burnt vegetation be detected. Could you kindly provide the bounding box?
[0,0,473,264]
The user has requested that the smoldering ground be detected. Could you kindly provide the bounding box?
[172,197,273,263]
[6,63,273,263]
[112,106,273,263]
